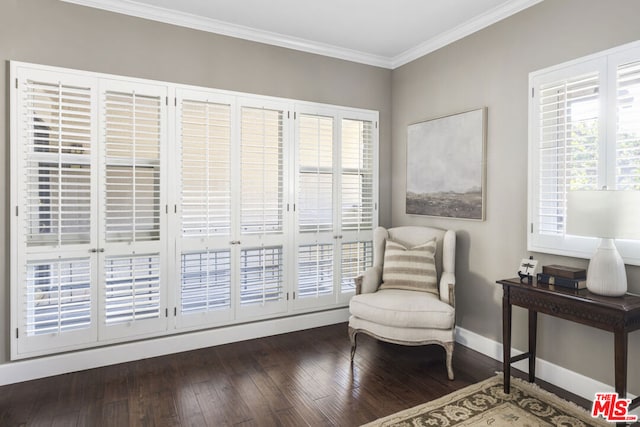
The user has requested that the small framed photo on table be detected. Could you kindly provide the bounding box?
[518,258,538,283]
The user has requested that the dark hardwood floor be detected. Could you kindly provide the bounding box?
[0,322,590,426]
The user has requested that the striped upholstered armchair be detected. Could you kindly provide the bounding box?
[348,226,456,380]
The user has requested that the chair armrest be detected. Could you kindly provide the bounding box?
[355,266,382,295]
[439,271,456,307]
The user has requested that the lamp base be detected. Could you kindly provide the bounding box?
[586,238,627,297]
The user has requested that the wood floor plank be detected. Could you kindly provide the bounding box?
[0,323,592,427]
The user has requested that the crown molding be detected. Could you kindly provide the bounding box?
[391,0,544,68]
[60,0,393,68]
[61,0,542,70]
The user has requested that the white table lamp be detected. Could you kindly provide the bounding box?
[566,190,640,296]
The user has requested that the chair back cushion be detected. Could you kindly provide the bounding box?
[379,238,438,295]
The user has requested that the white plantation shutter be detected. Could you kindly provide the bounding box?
[175,92,234,327]
[14,67,99,357]
[297,244,333,298]
[104,90,162,243]
[24,79,93,246]
[536,71,600,237]
[241,107,283,234]
[340,241,373,293]
[181,99,231,236]
[12,62,379,358]
[298,114,333,232]
[529,43,640,264]
[25,258,92,335]
[99,81,167,340]
[104,254,161,324]
[240,246,284,305]
[616,60,640,190]
[181,250,231,314]
[341,119,374,231]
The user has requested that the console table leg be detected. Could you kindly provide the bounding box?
[503,287,512,394]
[614,330,628,427]
[528,310,537,383]
[614,330,628,397]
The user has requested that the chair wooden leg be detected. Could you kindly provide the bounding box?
[348,327,357,362]
[444,341,454,380]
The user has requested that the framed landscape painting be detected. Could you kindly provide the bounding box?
[406,108,487,220]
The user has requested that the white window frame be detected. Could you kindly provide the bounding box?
[528,40,640,265]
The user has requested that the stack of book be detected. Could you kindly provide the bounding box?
[536,264,587,289]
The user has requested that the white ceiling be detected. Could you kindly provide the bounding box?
[61,0,543,68]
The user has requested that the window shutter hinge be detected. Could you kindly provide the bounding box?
[530,223,533,233]
[165,308,169,317]
[166,96,169,106]
[174,205,177,213]
[294,112,296,120]
[531,88,534,98]
[286,292,289,300]
[293,291,296,300]
[16,328,19,339]
[166,205,168,214]
[15,78,18,89]
[174,307,177,316]
[287,111,290,119]
[175,98,177,107]
[15,206,19,216]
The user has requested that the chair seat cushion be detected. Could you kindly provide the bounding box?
[349,289,454,330]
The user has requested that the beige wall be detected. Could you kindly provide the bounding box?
[0,0,392,365]
[391,0,640,392]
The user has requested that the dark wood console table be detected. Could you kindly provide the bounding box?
[498,277,640,422]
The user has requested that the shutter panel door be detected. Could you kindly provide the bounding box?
[294,111,336,310]
[15,68,99,356]
[535,71,601,240]
[175,90,233,328]
[338,116,376,302]
[238,102,288,318]
[99,81,168,340]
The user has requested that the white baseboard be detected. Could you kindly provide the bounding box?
[0,308,349,386]
[455,326,630,404]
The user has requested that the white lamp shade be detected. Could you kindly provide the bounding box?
[566,190,640,239]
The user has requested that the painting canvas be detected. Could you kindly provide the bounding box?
[406,108,486,220]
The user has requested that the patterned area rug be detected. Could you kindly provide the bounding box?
[363,375,608,426]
